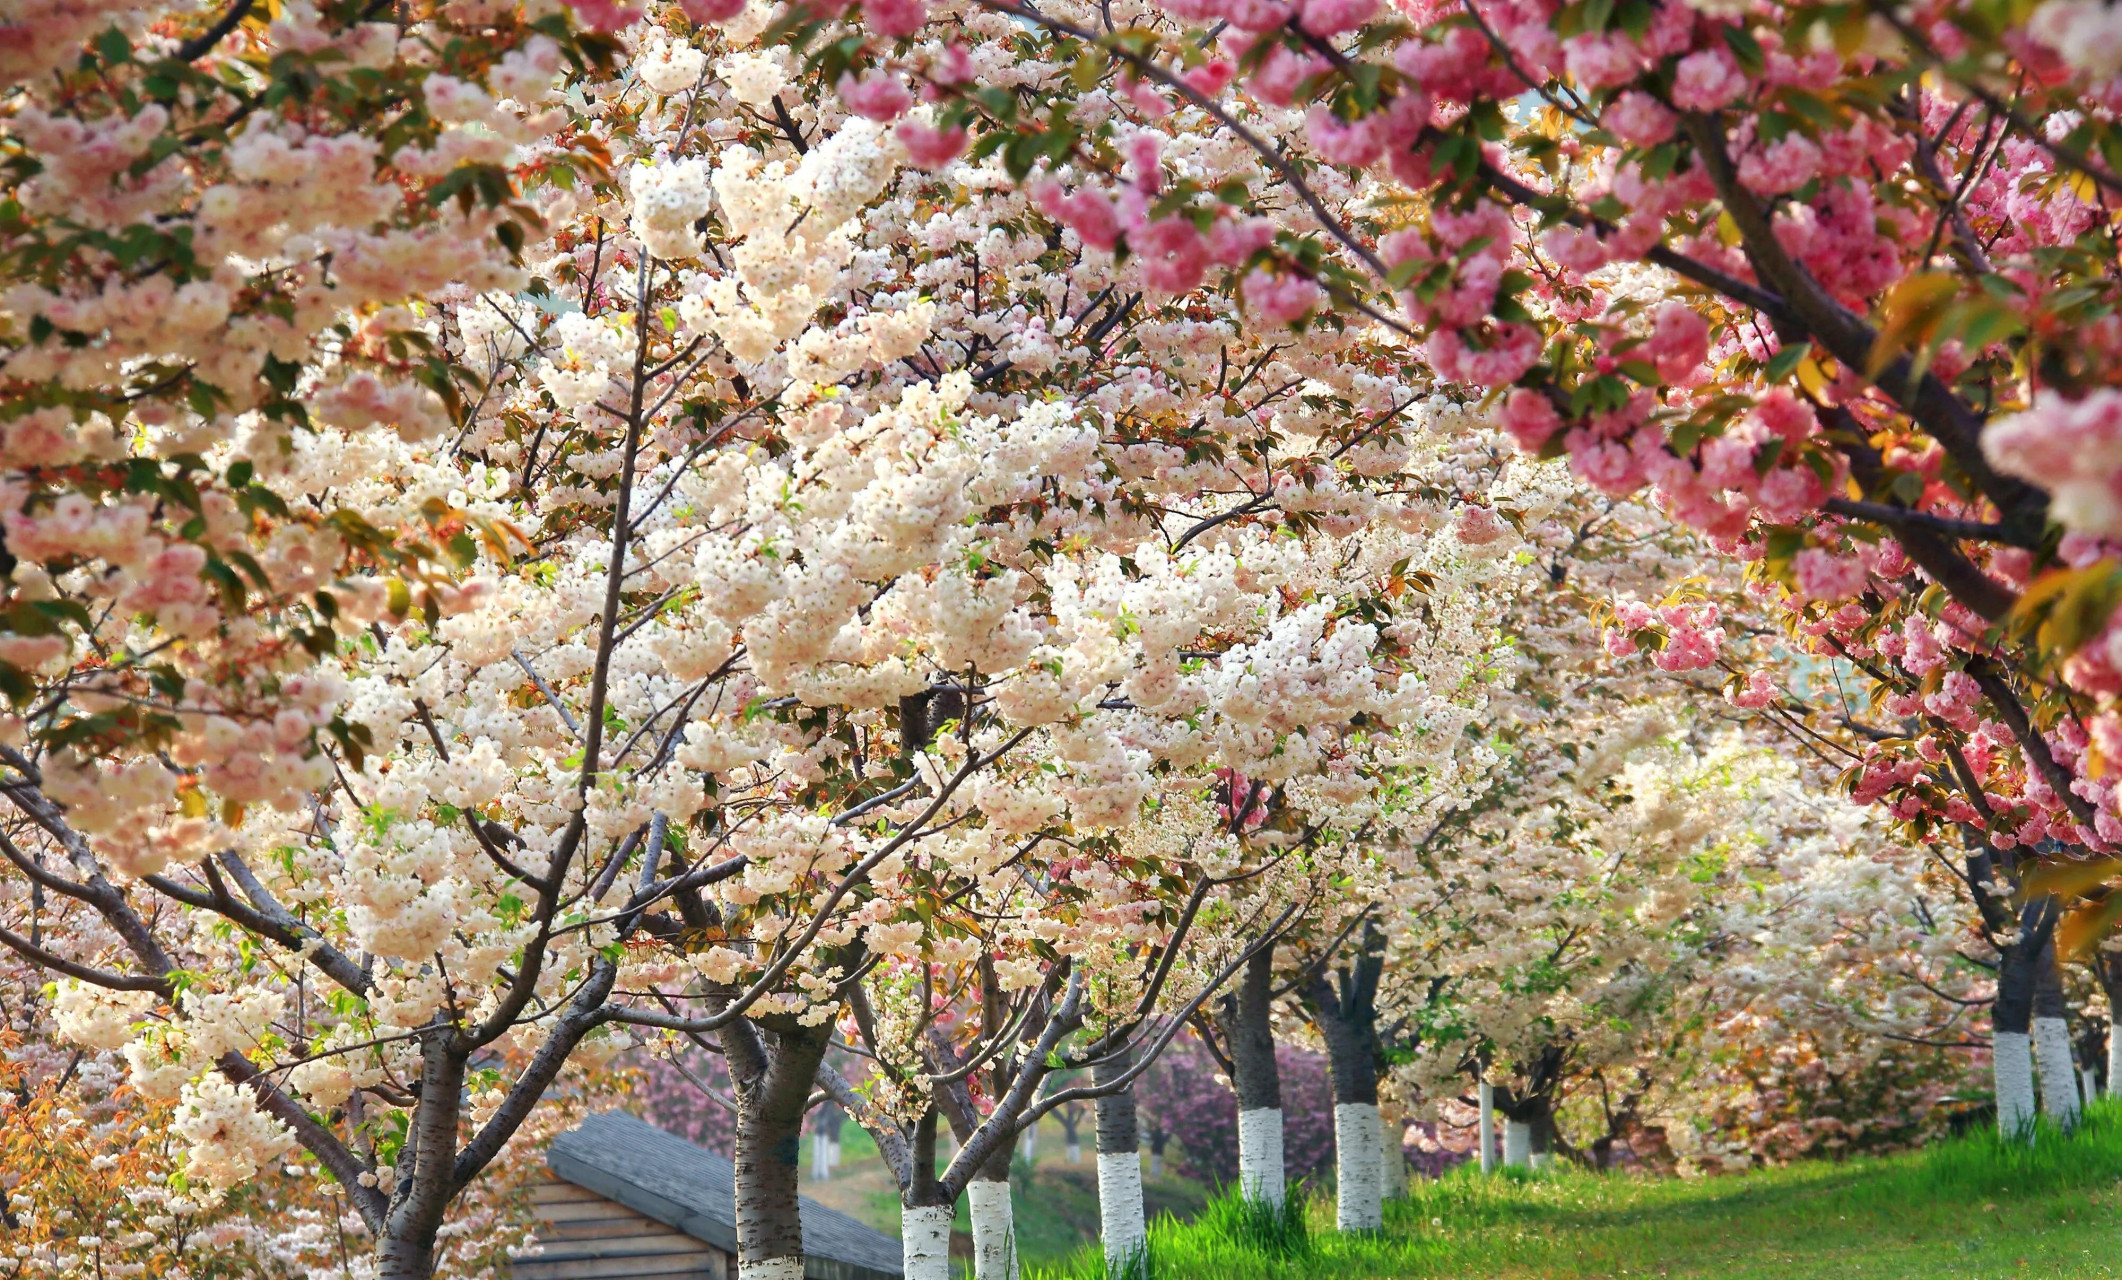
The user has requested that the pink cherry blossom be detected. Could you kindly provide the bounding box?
[1793,547,1868,602]
[1671,48,1748,111]
[1298,0,1375,36]
[863,0,928,38]
[1134,217,1211,294]
[1307,108,1384,166]
[1243,269,1322,327]
[677,0,746,20]
[895,119,967,169]
[1035,180,1123,251]
[1605,91,1677,146]
[838,71,913,121]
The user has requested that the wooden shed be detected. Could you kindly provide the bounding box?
[513,1111,903,1280]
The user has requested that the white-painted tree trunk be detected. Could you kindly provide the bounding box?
[2034,1015,2081,1126]
[1236,1107,1286,1206]
[1096,1153,1145,1274]
[1995,1029,2037,1136]
[828,1137,840,1172]
[1147,1148,1162,1177]
[1502,1119,1531,1167]
[1380,1113,1408,1201]
[739,1260,806,1280]
[1477,1082,1495,1174]
[812,1127,831,1181]
[902,1205,954,1280]
[1020,1122,1038,1164]
[2110,1029,2122,1099]
[1332,1102,1383,1231]
[969,1178,1018,1280]
[1528,1151,1552,1170]
[1068,1139,1082,1164]
[2084,1066,2100,1105]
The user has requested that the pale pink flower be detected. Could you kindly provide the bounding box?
[1307,108,1383,166]
[678,0,747,21]
[1728,670,1779,709]
[1134,217,1210,294]
[1644,301,1710,384]
[1034,180,1122,251]
[863,0,928,37]
[1563,33,1640,89]
[1497,388,1563,453]
[1671,48,1747,110]
[1793,547,1868,602]
[838,71,912,121]
[1242,269,1322,327]
[895,119,967,169]
[1208,216,1276,265]
[1739,133,1824,194]
[1183,58,1237,96]
[1298,0,1374,36]
[1605,91,1676,146]
[1541,225,1610,274]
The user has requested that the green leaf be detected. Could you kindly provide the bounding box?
[1722,25,1766,72]
[1763,341,1811,384]
[95,26,131,64]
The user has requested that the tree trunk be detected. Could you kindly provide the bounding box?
[902,1107,954,1280]
[1304,933,1384,1232]
[968,1123,1018,1280]
[1225,945,1286,1206]
[1502,1119,1531,1168]
[1528,1103,1558,1170]
[1477,1080,1495,1174]
[724,1015,833,1280]
[812,1104,835,1181]
[376,1029,468,1280]
[1094,1047,1146,1274]
[2099,947,2122,1098]
[1379,1100,1407,1201]
[1993,895,2058,1137]
[2033,938,2081,1128]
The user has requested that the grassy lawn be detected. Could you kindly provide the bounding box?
[1025,1102,2122,1279]
[796,1113,1210,1265]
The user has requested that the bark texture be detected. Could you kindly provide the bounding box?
[1502,1119,1532,1168]
[2100,947,2122,1098]
[722,1014,833,1278]
[968,1178,1019,1280]
[1221,946,1287,1204]
[901,1205,954,1280]
[1379,1101,1408,1201]
[1094,1047,1145,1272]
[1236,1107,1286,1206]
[1228,947,1283,1111]
[1305,928,1386,1231]
[1332,1102,1383,1230]
[1995,1031,2037,1135]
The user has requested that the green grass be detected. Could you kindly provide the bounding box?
[1024,1102,2122,1279]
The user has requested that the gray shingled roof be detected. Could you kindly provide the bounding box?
[547,1111,904,1280]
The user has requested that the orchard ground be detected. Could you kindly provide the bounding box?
[794,1103,2122,1278]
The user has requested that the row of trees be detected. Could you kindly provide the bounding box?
[4,0,2121,1273]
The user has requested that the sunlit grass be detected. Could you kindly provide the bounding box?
[1019,1100,2122,1279]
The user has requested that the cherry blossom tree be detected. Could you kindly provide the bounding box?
[789,0,2122,1094]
